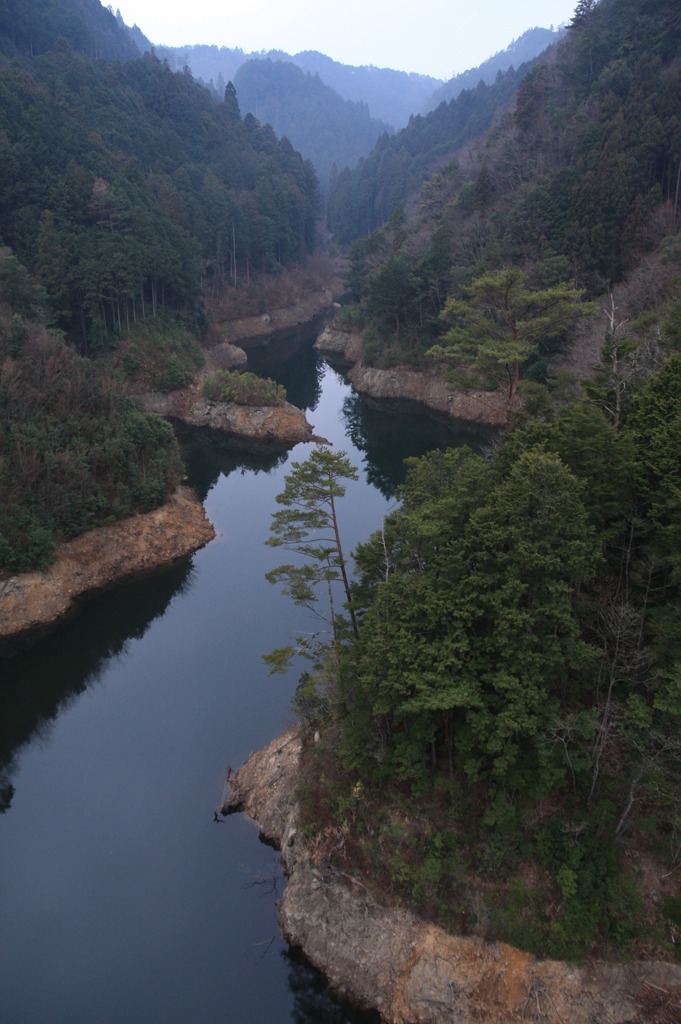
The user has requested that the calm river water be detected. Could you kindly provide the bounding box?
[0,328,488,1024]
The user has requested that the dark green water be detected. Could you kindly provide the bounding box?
[0,335,491,1024]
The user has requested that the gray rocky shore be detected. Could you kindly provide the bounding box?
[224,727,681,1024]
[315,325,507,428]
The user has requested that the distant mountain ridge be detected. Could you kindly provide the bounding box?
[425,26,565,110]
[150,43,442,130]
[140,29,564,132]
[233,59,392,193]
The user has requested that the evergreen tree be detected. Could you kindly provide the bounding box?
[430,269,592,427]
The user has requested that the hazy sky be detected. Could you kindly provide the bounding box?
[117,0,578,81]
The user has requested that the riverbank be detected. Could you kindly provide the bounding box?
[225,728,681,1024]
[0,487,215,640]
[130,285,339,445]
[209,256,343,350]
[315,325,507,428]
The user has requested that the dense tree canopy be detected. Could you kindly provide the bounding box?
[0,46,319,349]
[0,260,184,572]
[430,269,593,425]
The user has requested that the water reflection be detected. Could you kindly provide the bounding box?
[285,948,381,1024]
[176,425,289,501]
[245,319,327,412]
[0,321,489,1021]
[342,393,496,498]
[0,559,195,812]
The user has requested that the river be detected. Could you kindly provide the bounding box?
[0,329,489,1024]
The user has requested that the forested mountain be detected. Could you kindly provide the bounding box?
[0,0,139,60]
[282,0,681,964]
[326,61,531,244]
[285,51,440,130]
[331,0,681,362]
[0,48,318,348]
[424,26,562,111]
[233,59,392,193]
[157,44,442,130]
[0,1,319,571]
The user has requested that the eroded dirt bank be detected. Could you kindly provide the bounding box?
[224,728,681,1024]
[216,292,338,349]
[0,487,215,640]
[315,326,507,428]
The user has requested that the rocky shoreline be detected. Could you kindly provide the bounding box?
[315,325,507,428]
[133,386,315,447]
[1,303,331,641]
[0,487,215,640]
[225,728,681,1024]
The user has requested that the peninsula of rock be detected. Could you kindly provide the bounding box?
[0,487,215,640]
[225,728,681,1024]
[132,335,316,447]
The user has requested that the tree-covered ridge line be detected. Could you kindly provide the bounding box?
[426,26,563,111]
[0,45,319,351]
[0,0,140,61]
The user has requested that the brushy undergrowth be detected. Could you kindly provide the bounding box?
[201,369,287,406]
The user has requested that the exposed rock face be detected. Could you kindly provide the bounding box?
[0,487,215,639]
[134,388,315,446]
[225,728,681,1024]
[315,326,507,428]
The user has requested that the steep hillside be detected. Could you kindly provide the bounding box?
[233,59,392,193]
[274,0,681,968]
[425,26,563,111]
[0,0,322,572]
[0,0,139,60]
[331,0,681,370]
[0,48,318,349]
[326,61,531,244]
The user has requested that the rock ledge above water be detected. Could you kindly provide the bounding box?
[225,727,681,1024]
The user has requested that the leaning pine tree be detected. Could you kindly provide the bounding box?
[264,446,359,682]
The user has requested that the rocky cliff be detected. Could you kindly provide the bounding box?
[315,326,507,428]
[0,487,215,639]
[225,728,681,1024]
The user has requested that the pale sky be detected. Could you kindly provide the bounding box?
[117,0,578,81]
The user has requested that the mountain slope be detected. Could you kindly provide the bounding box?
[326,61,531,244]
[0,0,139,60]
[425,26,563,111]
[0,46,319,348]
[233,58,392,192]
